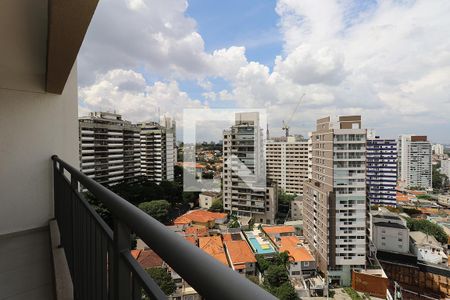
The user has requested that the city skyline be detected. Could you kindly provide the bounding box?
[78,0,450,143]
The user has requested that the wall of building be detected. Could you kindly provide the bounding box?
[0,66,79,234]
[372,225,409,253]
[352,270,388,299]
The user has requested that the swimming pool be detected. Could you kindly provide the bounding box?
[244,231,276,255]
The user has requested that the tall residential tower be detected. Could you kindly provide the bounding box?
[266,136,309,195]
[303,116,367,286]
[366,136,397,206]
[79,112,141,186]
[398,135,432,190]
[222,112,277,224]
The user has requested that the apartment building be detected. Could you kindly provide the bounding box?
[371,211,409,254]
[366,136,397,206]
[441,159,450,178]
[303,116,367,286]
[222,112,278,224]
[432,144,445,155]
[266,136,309,195]
[398,135,432,190]
[138,117,176,182]
[79,112,141,186]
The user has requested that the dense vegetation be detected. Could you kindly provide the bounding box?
[406,218,448,244]
[86,170,200,228]
[433,164,449,191]
[145,267,176,296]
[208,199,223,212]
[277,192,297,223]
[256,253,299,300]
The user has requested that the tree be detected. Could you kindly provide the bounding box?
[182,191,199,205]
[228,215,240,228]
[433,165,449,191]
[406,218,448,244]
[256,255,271,273]
[146,267,176,296]
[138,200,171,223]
[273,251,291,267]
[274,282,298,300]
[265,265,289,287]
[208,199,223,212]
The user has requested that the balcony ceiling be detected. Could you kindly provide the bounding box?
[0,0,98,94]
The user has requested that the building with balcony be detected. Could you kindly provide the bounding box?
[366,136,397,206]
[138,117,176,182]
[0,2,277,299]
[398,135,432,190]
[266,136,309,195]
[222,112,278,224]
[303,115,367,286]
[79,112,141,186]
[441,159,450,179]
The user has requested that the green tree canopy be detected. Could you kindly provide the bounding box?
[273,282,298,300]
[265,265,289,287]
[146,267,176,296]
[406,218,448,244]
[256,255,271,272]
[138,200,171,223]
[208,199,223,212]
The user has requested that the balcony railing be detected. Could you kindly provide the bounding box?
[52,155,275,300]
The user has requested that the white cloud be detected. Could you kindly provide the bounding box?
[78,0,450,142]
[79,69,203,123]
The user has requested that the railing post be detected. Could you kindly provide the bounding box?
[113,219,132,300]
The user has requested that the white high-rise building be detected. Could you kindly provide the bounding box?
[304,115,367,286]
[266,136,309,195]
[398,135,432,190]
[222,112,278,224]
[432,144,445,155]
[79,112,141,186]
[441,159,450,179]
[138,116,176,182]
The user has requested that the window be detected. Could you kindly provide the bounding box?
[304,261,309,267]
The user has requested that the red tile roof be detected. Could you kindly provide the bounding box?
[263,225,296,235]
[174,210,227,225]
[199,236,229,266]
[224,240,256,266]
[185,225,208,237]
[132,249,164,269]
[278,236,314,263]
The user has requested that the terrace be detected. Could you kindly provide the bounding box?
[0,1,276,299]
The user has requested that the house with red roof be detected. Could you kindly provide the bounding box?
[224,240,257,276]
[174,210,228,228]
[277,236,316,277]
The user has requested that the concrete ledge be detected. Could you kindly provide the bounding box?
[49,219,74,300]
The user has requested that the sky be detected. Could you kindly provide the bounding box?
[77,0,450,144]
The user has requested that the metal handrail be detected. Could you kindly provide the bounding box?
[52,155,276,300]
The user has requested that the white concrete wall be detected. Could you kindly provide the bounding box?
[0,66,79,235]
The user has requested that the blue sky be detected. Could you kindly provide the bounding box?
[78,0,450,143]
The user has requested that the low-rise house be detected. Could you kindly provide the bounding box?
[409,231,448,264]
[174,210,228,228]
[198,191,220,209]
[262,225,296,244]
[131,249,164,269]
[199,236,229,266]
[277,236,316,277]
[224,240,257,276]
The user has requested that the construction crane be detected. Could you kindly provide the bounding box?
[282,93,306,138]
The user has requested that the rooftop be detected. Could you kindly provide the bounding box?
[410,231,442,248]
[262,225,296,235]
[199,236,229,266]
[278,236,315,262]
[373,221,407,229]
[224,240,257,266]
[174,210,228,225]
[131,249,164,269]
